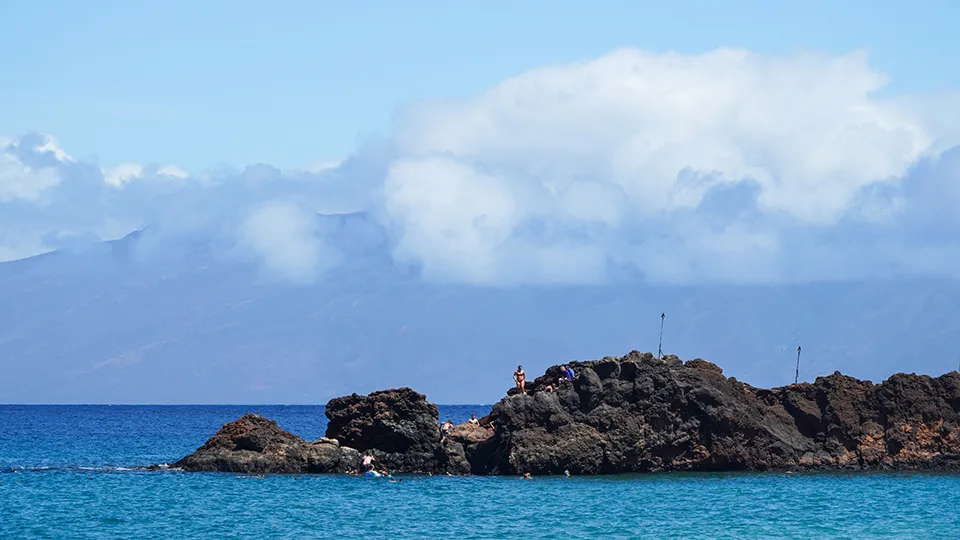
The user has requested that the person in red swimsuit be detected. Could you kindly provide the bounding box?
[513,365,526,393]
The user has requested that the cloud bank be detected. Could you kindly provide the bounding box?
[237,200,340,284]
[2,48,959,285]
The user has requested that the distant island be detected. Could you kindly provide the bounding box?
[174,351,960,475]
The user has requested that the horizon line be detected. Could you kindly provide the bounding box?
[0,402,496,407]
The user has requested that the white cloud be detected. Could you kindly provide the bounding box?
[33,135,73,162]
[0,151,60,203]
[385,157,519,282]
[103,163,144,187]
[381,47,959,284]
[103,163,190,187]
[1,47,960,286]
[236,201,339,284]
[156,165,189,179]
[0,135,64,202]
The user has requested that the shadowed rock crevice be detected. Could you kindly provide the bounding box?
[175,351,960,475]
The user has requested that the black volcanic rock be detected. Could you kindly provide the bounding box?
[174,413,359,474]
[175,389,459,474]
[175,351,960,476]
[325,387,440,453]
[480,351,960,474]
[325,387,448,473]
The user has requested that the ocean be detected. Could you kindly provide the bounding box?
[2,405,959,539]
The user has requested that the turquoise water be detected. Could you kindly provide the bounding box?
[3,406,959,538]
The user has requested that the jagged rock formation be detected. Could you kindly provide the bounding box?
[175,351,960,475]
[325,387,459,473]
[483,351,960,474]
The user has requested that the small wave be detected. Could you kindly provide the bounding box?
[2,464,176,473]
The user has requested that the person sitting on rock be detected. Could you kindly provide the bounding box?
[514,365,526,393]
[468,414,479,425]
[361,454,376,472]
[558,365,573,386]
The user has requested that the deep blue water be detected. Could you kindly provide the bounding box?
[2,406,960,538]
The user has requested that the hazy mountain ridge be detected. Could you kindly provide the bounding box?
[2,212,959,404]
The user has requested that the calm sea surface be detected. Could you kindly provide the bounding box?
[2,405,959,539]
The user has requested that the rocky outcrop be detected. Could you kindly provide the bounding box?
[443,422,500,475]
[176,388,457,474]
[481,351,960,474]
[325,387,451,473]
[174,413,359,473]
[176,351,960,476]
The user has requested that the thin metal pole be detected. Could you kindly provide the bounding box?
[795,346,801,384]
[658,313,665,359]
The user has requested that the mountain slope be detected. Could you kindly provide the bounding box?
[2,213,959,404]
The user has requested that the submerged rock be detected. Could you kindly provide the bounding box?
[175,351,960,476]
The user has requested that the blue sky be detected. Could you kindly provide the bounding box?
[3,0,960,170]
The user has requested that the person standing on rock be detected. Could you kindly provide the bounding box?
[514,365,526,393]
[361,454,376,472]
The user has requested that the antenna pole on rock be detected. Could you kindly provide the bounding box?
[795,346,802,385]
[658,313,665,360]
